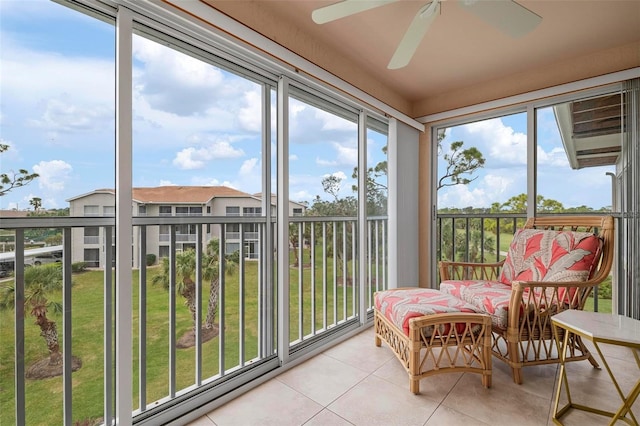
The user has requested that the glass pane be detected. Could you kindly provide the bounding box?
[288,95,359,344]
[0,1,115,425]
[130,30,267,409]
[536,95,617,213]
[437,112,528,263]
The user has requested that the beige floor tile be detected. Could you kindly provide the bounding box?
[323,328,394,373]
[277,353,369,406]
[186,416,216,426]
[442,372,550,426]
[303,409,354,426]
[327,374,439,426]
[373,355,464,403]
[424,405,490,426]
[205,379,322,426]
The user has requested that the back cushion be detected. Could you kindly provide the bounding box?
[499,228,602,285]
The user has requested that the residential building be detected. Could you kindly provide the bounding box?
[67,186,306,268]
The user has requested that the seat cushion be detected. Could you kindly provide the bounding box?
[374,288,482,336]
[499,228,603,285]
[440,280,513,329]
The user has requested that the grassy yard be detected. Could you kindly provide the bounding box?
[0,247,361,425]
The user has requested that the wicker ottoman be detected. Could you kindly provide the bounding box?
[374,287,492,394]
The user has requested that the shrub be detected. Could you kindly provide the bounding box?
[146,254,157,266]
[71,262,87,273]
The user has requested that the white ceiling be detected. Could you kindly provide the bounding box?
[203,0,640,105]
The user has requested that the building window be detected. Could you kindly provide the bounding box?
[159,205,172,216]
[84,205,99,216]
[176,206,203,216]
[226,206,240,216]
[159,246,170,258]
[103,205,115,216]
[84,227,100,245]
[138,205,147,216]
[84,248,100,267]
[243,207,261,216]
[293,208,303,216]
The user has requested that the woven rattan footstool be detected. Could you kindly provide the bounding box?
[374,287,492,394]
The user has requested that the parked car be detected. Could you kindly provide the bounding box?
[32,252,63,266]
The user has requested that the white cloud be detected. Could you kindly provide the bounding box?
[28,97,112,136]
[173,140,245,169]
[315,109,357,131]
[239,158,259,176]
[462,118,527,166]
[537,146,569,167]
[133,36,225,116]
[237,90,262,132]
[158,180,177,186]
[289,154,299,161]
[316,157,337,166]
[325,171,348,180]
[33,160,72,191]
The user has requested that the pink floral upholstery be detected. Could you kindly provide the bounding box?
[374,288,482,336]
[440,280,513,329]
[499,229,602,285]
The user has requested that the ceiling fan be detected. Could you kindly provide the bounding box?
[312,0,542,70]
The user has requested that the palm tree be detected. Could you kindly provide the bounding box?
[0,263,65,366]
[151,239,238,345]
[202,239,238,331]
[152,249,198,328]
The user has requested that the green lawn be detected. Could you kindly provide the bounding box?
[0,247,361,425]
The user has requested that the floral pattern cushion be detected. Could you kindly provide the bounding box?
[440,280,514,329]
[499,229,602,285]
[374,288,482,336]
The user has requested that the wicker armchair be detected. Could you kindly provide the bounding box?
[439,215,615,384]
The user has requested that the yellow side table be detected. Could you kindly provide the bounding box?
[551,310,640,425]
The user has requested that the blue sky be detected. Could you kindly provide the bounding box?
[1,0,613,212]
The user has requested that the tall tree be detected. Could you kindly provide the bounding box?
[437,140,485,190]
[202,239,238,331]
[0,144,39,196]
[30,197,43,212]
[0,263,81,378]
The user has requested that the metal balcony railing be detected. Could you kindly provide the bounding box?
[0,214,388,426]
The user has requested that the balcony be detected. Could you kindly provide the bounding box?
[186,326,638,426]
[1,212,620,425]
[0,214,387,426]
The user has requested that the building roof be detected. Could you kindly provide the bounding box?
[0,210,30,218]
[67,186,253,204]
[132,186,251,204]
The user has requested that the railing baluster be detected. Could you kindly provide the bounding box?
[332,221,337,326]
[342,221,347,322]
[14,229,25,426]
[381,219,387,292]
[322,222,327,330]
[195,225,202,383]
[137,226,146,414]
[239,224,245,366]
[351,221,356,316]
[219,226,226,375]
[367,220,372,308]
[169,226,176,398]
[298,221,303,340]
[311,222,316,335]
[63,227,72,426]
[374,220,379,293]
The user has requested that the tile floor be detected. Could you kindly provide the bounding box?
[188,327,639,426]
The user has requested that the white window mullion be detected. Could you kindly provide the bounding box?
[357,111,368,322]
[277,76,290,364]
[115,6,134,426]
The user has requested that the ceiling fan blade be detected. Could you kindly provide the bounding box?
[312,0,397,24]
[458,0,542,38]
[388,0,440,70]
